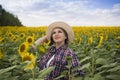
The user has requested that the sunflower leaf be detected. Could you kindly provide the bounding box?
[38,66,55,78]
[0,65,16,75]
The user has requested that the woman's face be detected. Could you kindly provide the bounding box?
[52,28,67,44]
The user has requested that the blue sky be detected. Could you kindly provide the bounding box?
[0,0,120,26]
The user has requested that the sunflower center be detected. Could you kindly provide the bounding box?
[9,34,12,37]
[2,39,5,43]
[13,38,16,41]
[20,44,25,52]
[28,38,32,43]
[20,34,24,37]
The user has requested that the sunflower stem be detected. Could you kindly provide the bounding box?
[32,69,35,80]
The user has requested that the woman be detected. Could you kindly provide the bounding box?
[32,21,84,80]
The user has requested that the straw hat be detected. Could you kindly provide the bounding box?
[46,21,74,44]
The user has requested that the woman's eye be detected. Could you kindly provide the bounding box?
[53,32,56,34]
[58,30,62,33]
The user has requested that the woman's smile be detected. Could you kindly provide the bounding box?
[54,36,61,39]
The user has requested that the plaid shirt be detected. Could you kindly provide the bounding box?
[39,45,84,80]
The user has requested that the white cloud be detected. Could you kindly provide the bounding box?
[0,0,120,26]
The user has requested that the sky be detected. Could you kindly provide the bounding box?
[0,0,120,27]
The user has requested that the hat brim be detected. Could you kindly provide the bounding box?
[46,21,74,44]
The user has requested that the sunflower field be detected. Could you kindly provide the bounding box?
[0,26,120,80]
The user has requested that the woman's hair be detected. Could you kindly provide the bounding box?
[49,27,68,46]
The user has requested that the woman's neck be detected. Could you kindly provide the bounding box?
[55,42,65,49]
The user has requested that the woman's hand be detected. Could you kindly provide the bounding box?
[32,35,47,51]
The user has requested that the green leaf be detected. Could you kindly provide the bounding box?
[80,56,91,63]
[75,77,83,80]
[17,61,31,70]
[84,77,93,80]
[72,66,81,72]
[107,66,120,72]
[0,72,11,79]
[29,78,42,80]
[54,75,65,80]
[0,65,16,75]
[106,74,120,80]
[96,58,107,65]
[80,63,90,70]
[21,61,30,67]
[97,70,106,74]
[97,62,117,71]
[66,65,71,69]
[61,70,68,75]
[66,56,72,61]
[94,74,104,80]
[38,66,55,78]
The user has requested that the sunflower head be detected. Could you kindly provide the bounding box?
[44,41,50,46]
[7,31,13,37]
[116,44,120,49]
[20,33,25,39]
[22,52,32,62]
[38,45,46,53]
[18,42,28,57]
[88,37,93,45]
[21,52,36,70]
[1,38,6,43]
[12,35,18,42]
[26,36,34,45]
[106,46,111,51]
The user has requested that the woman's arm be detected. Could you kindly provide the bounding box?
[35,35,47,45]
[32,35,48,50]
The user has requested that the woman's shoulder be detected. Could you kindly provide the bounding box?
[64,47,75,56]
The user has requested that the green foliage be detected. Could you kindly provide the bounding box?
[71,35,120,80]
[0,65,16,75]
[38,66,55,79]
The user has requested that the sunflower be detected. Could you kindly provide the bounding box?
[79,37,82,43]
[6,31,13,37]
[97,36,104,48]
[88,37,93,45]
[39,45,46,53]
[21,52,35,70]
[116,44,120,49]
[74,38,78,43]
[20,33,25,39]
[0,50,3,59]
[18,42,28,57]
[44,41,50,46]
[26,36,34,46]
[12,35,18,42]
[1,38,6,43]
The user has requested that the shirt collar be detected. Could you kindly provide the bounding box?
[49,44,67,53]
